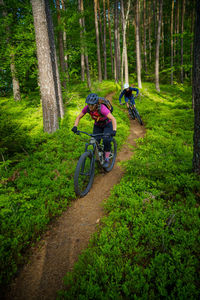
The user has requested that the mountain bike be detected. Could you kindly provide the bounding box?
[74,130,117,197]
[120,96,143,125]
[128,104,143,125]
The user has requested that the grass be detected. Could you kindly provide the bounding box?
[0,80,128,288]
[58,82,200,299]
[0,81,199,299]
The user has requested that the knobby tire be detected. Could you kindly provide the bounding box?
[130,107,143,125]
[74,151,95,197]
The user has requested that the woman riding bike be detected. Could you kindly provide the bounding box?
[71,93,117,168]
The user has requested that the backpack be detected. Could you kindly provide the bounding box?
[86,97,113,125]
[97,97,113,114]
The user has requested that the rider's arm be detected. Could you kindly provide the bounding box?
[119,90,125,104]
[74,111,85,127]
[130,87,139,97]
[107,113,117,131]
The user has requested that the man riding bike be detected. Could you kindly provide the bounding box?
[71,93,117,168]
[119,83,139,108]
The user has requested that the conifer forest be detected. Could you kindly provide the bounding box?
[0,0,200,299]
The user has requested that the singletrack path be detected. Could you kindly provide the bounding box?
[4,93,146,300]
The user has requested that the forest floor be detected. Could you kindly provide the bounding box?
[4,93,146,300]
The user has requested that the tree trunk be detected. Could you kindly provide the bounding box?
[161,18,164,68]
[153,0,157,40]
[155,0,163,92]
[97,0,104,52]
[174,0,177,59]
[148,1,152,64]
[94,0,102,82]
[135,0,142,88]
[56,0,66,89]
[114,0,119,83]
[192,0,200,175]
[61,0,69,81]
[10,52,21,101]
[181,0,186,83]
[191,1,195,86]
[176,0,180,65]
[143,0,147,73]
[78,0,85,82]
[121,0,130,87]
[118,27,121,82]
[107,0,114,77]
[0,0,21,101]
[103,0,107,80]
[171,0,174,85]
[31,0,64,133]
[80,0,91,90]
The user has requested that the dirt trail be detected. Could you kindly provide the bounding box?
[4,93,146,300]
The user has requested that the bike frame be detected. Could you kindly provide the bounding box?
[77,131,108,166]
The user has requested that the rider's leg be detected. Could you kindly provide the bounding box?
[103,122,112,152]
[125,97,129,108]
[130,97,136,107]
[93,124,103,144]
[103,122,113,167]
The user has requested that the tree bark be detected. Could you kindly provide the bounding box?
[191,1,195,85]
[0,0,21,101]
[148,1,152,64]
[171,0,174,85]
[61,0,69,81]
[143,0,147,73]
[97,0,104,52]
[10,51,21,101]
[78,0,85,82]
[31,0,64,133]
[153,0,157,40]
[155,0,163,92]
[107,0,114,77]
[117,29,121,81]
[114,0,119,83]
[176,0,180,64]
[121,0,130,88]
[103,0,107,80]
[79,0,91,90]
[181,0,186,83]
[94,0,102,82]
[161,18,164,68]
[56,0,66,89]
[192,0,200,175]
[135,0,142,88]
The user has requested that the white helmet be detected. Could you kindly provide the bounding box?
[124,83,129,89]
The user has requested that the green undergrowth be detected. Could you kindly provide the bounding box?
[0,80,129,287]
[59,83,200,299]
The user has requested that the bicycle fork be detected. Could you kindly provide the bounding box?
[80,143,95,176]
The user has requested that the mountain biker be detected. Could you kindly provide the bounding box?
[71,93,117,168]
[119,83,139,108]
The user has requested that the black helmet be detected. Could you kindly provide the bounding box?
[85,93,99,105]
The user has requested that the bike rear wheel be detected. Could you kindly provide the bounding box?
[74,151,95,197]
[132,107,143,125]
[103,138,117,172]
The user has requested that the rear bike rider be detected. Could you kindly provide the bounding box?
[119,83,139,109]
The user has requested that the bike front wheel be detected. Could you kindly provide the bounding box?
[103,138,117,172]
[128,107,135,120]
[132,107,143,125]
[74,151,95,197]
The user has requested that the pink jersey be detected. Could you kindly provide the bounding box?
[82,104,111,126]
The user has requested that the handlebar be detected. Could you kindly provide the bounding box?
[75,130,112,138]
